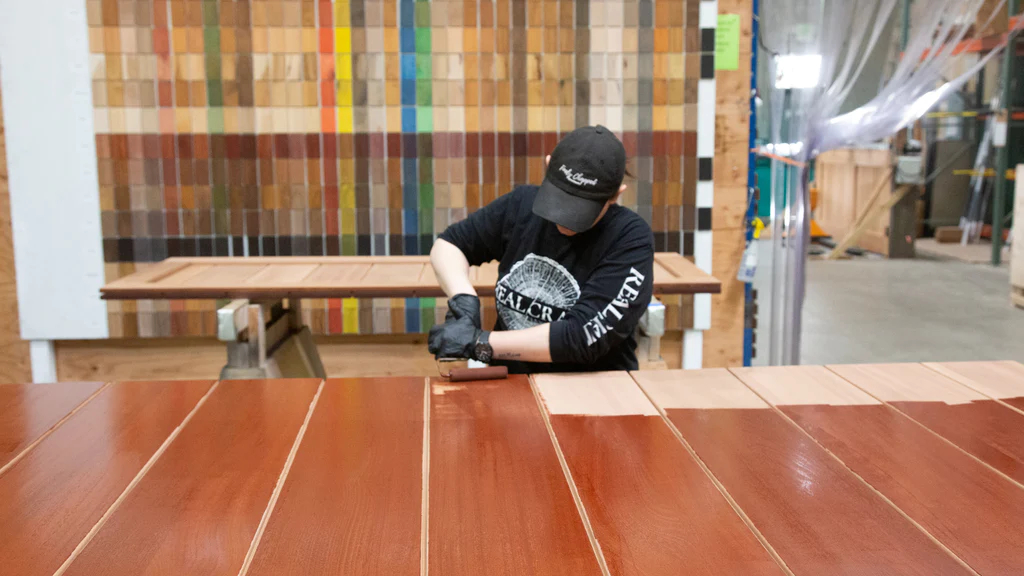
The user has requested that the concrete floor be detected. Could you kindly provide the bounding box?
[752,243,1024,365]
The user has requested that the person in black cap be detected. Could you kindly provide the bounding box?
[428,125,654,374]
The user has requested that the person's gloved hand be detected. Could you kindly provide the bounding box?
[429,316,486,360]
[446,293,482,329]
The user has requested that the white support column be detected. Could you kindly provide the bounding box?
[689,0,717,372]
[682,330,704,370]
[0,0,108,342]
[29,341,57,383]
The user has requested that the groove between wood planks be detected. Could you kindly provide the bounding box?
[727,368,983,576]
[923,363,1024,418]
[824,365,1024,492]
[421,378,430,576]
[527,375,612,576]
[146,261,192,284]
[628,374,797,576]
[237,379,326,576]
[0,381,112,479]
[53,380,222,576]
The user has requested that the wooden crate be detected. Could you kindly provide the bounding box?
[815,148,895,256]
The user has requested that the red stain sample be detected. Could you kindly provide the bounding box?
[830,363,1024,485]
[247,378,424,575]
[0,380,213,575]
[63,379,319,576]
[0,381,103,468]
[429,375,603,576]
[637,369,971,576]
[552,415,785,575]
[780,403,1024,576]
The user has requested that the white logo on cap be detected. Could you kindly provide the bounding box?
[559,164,599,187]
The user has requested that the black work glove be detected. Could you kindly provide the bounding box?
[429,316,487,360]
[446,293,482,329]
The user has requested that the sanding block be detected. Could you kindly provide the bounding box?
[436,359,509,382]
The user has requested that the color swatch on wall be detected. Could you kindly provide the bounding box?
[88,0,717,337]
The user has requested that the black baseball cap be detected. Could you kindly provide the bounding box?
[533,125,627,233]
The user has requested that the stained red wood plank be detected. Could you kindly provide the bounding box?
[535,373,784,576]
[0,381,104,470]
[429,375,603,576]
[738,365,1024,576]
[62,379,320,576]
[246,378,424,576]
[100,254,720,300]
[925,361,1024,412]
[0,380,213,576]
[635,369,971,576]
[830,363,1024,485]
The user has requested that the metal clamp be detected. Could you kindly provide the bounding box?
[216,298,325,380]
[638,299,666,362]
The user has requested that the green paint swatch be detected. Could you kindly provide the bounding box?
[207,107,224,132]
[715,14,740,71]
[415,2,431,27]
[341,235,357,255]
[416,80,432,107]
[203,28,221,55]
[415,28,431,54]
[202,0,218,25]
[416,56,432,80]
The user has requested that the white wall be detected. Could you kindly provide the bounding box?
[0,0,108,340]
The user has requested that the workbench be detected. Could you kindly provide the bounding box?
[101,254,721,377]
[2,361,1023,574]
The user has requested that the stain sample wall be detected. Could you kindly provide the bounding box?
[88,0,717,336]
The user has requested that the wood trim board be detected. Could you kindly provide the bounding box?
[0,86,31,382]
[737,365,1024,575]
[0,380,214,575]
[0,381,104,471]
[533,372,785,576]
[2,363,1024,574]
[60,379,320,576]
[427,375,605,576]
[635,369,975,575]
[100,253,721,300]
[245,378,425,575]
[924,361,1024,412]
[828,363,1024,485]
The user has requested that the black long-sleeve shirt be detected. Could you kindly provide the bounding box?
[438,185,654,374]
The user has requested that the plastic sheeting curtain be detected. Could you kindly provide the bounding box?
[761,0,1022,365]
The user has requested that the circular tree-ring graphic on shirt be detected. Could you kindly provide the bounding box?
[495,254,581,330]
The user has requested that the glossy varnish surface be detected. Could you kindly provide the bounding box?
[535,373,783,576]
[0,380,213,575]
[889,400,1024,485]
[780,403,1024,575]
[0,381,103,470]
[742,366,1024,576]
[429,375,603,576]
[63,379,320,576]
[3,365,1024,575]
[246,378,424,576]
[830,363,1024,484]
[637,369,971,576]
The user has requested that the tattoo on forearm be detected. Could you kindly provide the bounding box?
[494,352,521,359]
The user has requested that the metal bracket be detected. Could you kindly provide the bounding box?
[217,298,325,380]
[638,299,666,362]
[217,299,249,342]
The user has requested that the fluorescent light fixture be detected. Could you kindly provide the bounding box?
[762,142,804,157]
[774,54,822,89]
